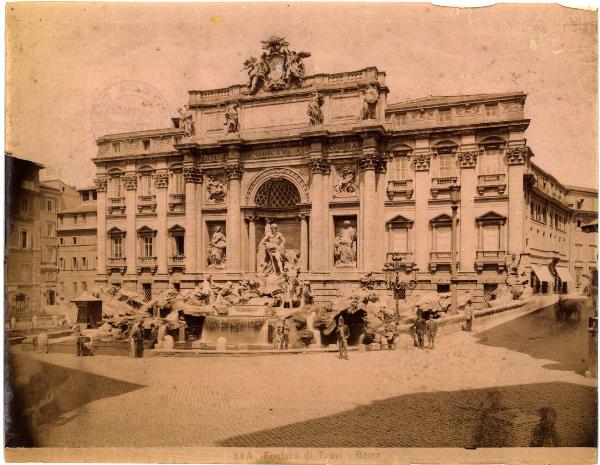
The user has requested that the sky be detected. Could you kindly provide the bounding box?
[6,3,598,189]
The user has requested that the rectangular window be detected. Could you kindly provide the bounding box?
[111,236,123,258]
[72,257,78,270]
[394,156,410,180]
[82,257,87,269]
[143,140,150,151]
[92,191,97,200]
[390,228,408,252]
[174,136,182,145]
[47,223,55,237]
[47,200,53,212]
[82,192,89,201]
[438,155,455,178]
[20,264,32,283]
[20,197,30,215]
[436,226,451,251]
[20,230,30,249]
[171,172,185,195]
[576,268,582,286]
[482,225,501,250]
[82,282,88,292]
[59,258,65,269]
[590,245,597,261]
[174,235,185,256]
[142,236,154,258]
[109,177,122,198]
[73,237,77,245]
[485,104,498,117]
[140,175,154,196]
[480,148,501,175]
[81,214,86,224]
[46,247,56,262]
[60,282,64,293]
[73,215,78,224]
[438,109,451,122]
[73,282,78,293]
[112,142,120,153]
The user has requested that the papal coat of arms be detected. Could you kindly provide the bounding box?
[242,36,311,94]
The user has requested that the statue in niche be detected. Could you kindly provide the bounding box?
[334,166,357,195]
[207,175,226,203]
[207,226,227,267]
[178,105,195,137]
[334,220,357,266]
[224,102,240,133]
[361,85,379,120]
[257,222,286,276]
[307,92,324,125]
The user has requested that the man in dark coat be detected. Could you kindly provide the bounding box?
[337,316,350,359]
[133,322,145,358]
[411,309,427,349]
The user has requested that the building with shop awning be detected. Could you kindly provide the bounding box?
[555,267,574,283]
[531,265,554,284]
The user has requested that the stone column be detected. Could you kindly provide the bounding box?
[94,177,107,278]
[226,162,243,271]
[309,158,327,271]
[183,166,202,274]
[412,153,432,272]
[360,154,378,272]
[375,160,388,270]
[506,146,531,255]
[245,216,258,272]
[154,171,169,276]
[458,150,479,272]
[122,173,138,285]
[298,212,310,272]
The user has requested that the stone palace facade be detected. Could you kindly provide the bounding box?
[92,37,596,303]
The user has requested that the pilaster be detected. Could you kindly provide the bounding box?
[412,151,431,273]
[154,171,169,277]
[183,165,202,275]
[225,160,243,271]
[309,149,329,272]
[122,173,138,289]
[94,177,108,280]
[506,145,532,256]
[457,150,480,272]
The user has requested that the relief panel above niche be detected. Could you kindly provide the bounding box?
[242,100,307,130]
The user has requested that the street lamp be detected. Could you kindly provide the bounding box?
[383,254,417,319]
[449,184,461,315]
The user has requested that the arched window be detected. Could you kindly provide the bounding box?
[255,178,300,209]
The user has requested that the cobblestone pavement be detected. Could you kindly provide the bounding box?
[10,325,597,448]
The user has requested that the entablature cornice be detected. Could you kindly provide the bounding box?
[385,119,531,140]
[92,151,180,166]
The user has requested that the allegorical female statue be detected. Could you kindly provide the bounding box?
[207,225,227,267]
[334,220,357,266]
[307,91,324,125]
[257,223,286,276]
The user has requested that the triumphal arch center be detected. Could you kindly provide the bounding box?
[94,36,532,303]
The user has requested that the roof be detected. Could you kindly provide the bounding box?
[565,184,598,194]
[387,92,526,111]
[96,127,183,143]
[58,204,97,215]
[5,153,44,169]
[71,291,102,302]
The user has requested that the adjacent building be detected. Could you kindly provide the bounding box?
[57,186,98,301]
[5,154,44,321]
[91,38,597,304]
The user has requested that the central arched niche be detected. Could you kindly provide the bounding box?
[255,177,301,209]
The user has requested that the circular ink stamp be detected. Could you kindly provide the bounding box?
[91,80,170,140]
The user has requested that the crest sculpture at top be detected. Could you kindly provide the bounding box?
[242,36,311,94]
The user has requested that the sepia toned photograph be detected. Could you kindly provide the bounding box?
[4,3,598,464]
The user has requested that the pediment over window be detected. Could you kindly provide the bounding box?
[476,211,507,224]
[430,213,453,225]
[137,225,157,236]
[168,224,185,234]
[386,214,414,229]
[107,226,126,236]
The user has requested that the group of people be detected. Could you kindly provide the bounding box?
[411,309,439,350]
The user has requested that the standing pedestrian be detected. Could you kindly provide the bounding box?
[337,316,350,359]
[464,299,474,332]
[149,323,159,349]
[74,325,85,356]
[426,313,438,350]
[134,322,145,358]
[129,322,139,357]
[281,319,290,350]
[411,309,427,349]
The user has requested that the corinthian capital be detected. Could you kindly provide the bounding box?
[226,163,243,180]
[506,146,532,165]
[457,150,480,169]
[309,158,330,174]
[153,173,169,189]
[94,177,107,192]
[183,167,203,184]
[411,153,431,171]
[121,175,138,190]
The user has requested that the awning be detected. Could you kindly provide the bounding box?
[555,267,574,282]
[532,265,554,283]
